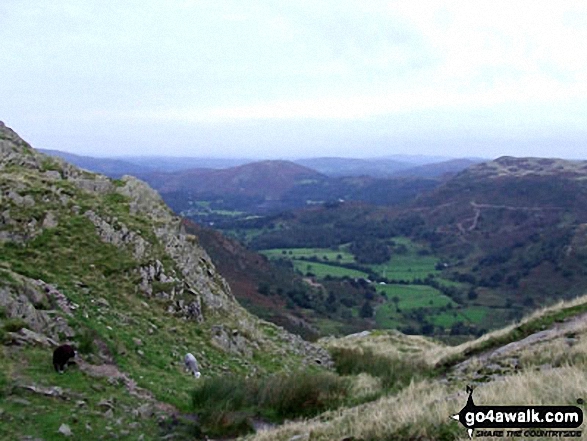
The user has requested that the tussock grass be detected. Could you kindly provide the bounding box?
[248,363,587,441]
[191,371,349,437]
[329,346,431,391]
[321,329,442,361]
[248,379,461,441]
[245,296,587,441]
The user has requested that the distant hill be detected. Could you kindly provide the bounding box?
[391,158,483,178]
[39,148,153,177]
[117,155,253,171]
[293,157,411,177]
[142,160,327,198]
[293,155,480,178]
[137,162,442,221]
[410,156,587,306]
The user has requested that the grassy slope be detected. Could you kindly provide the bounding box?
[246,294,587,440]
[0,131,325,440]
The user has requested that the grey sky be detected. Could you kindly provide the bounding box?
[1,1,587,159]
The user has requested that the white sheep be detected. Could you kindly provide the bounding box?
[184,353,201,378]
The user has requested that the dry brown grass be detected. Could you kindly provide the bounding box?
[244,295,587,441]
[246,379,460,441]
[321,329,442,355]
[245,363,587,441]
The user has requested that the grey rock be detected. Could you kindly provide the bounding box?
[211,324,253,358]
[134,404,155,419]
[57,423,72,437]
[96,298,110,308]
[91,383,105,392]
[4,329,58,347]
[43,170,62,180]
[41,212,58,229]
[97,398,115,410]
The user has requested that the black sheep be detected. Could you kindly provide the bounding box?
[53,344,76,373]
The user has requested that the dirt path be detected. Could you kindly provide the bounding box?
[78,359,177,414]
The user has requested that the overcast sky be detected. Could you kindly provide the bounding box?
[1,1,587,159]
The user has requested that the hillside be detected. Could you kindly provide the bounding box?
[293,156,411,177]
[38,149,154,178]
[250,294,587,440]
[0,121,330,440]
[209,155,587,339]
[410,156,587,309]
[142,160,327,198]
[392,158,482,178]
[40,150,443,223]
[181,220,323,340]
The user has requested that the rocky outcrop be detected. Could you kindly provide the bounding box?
[84,209,150,260]
[0,120,332,368]
[0,272,75,343]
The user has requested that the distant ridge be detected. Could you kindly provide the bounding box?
[391,158,482,178]
[39,148,153,177]
[294,156,411,177]
[142,159,328,199]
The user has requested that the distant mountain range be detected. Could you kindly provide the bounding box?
[40,149,482,218]
[39,149,484,178]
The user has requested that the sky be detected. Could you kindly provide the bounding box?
[1,1,587,159]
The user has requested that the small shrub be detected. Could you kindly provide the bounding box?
[191,371,349,437]
[0,370,7,398]
[258,371,348,419]
[3,318,27,333]
[330,346,429,391]
[76,328,98,355]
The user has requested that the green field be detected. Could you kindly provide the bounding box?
[293,260,369,279]
[374,284,458,328]
[261,247,356,264]
[260,239,441,282]
[371,254,439,281]
[374,303,404,328]
[258,240,493,334]
[377,284,455,309]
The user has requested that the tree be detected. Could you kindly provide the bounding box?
[258,282,270,296]
[359,301,373,318]
[392,296,400,312]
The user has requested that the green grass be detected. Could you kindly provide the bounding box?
[377,284,455,309]
[371,254,439,281]
[261,247,356,264]
[374,303,404,328]
[260,239,442,284]
[0,346,163,441]
[460,305,490,324]
[374,285,459,328]
[429,310,467,327]
[293,260,369,279]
